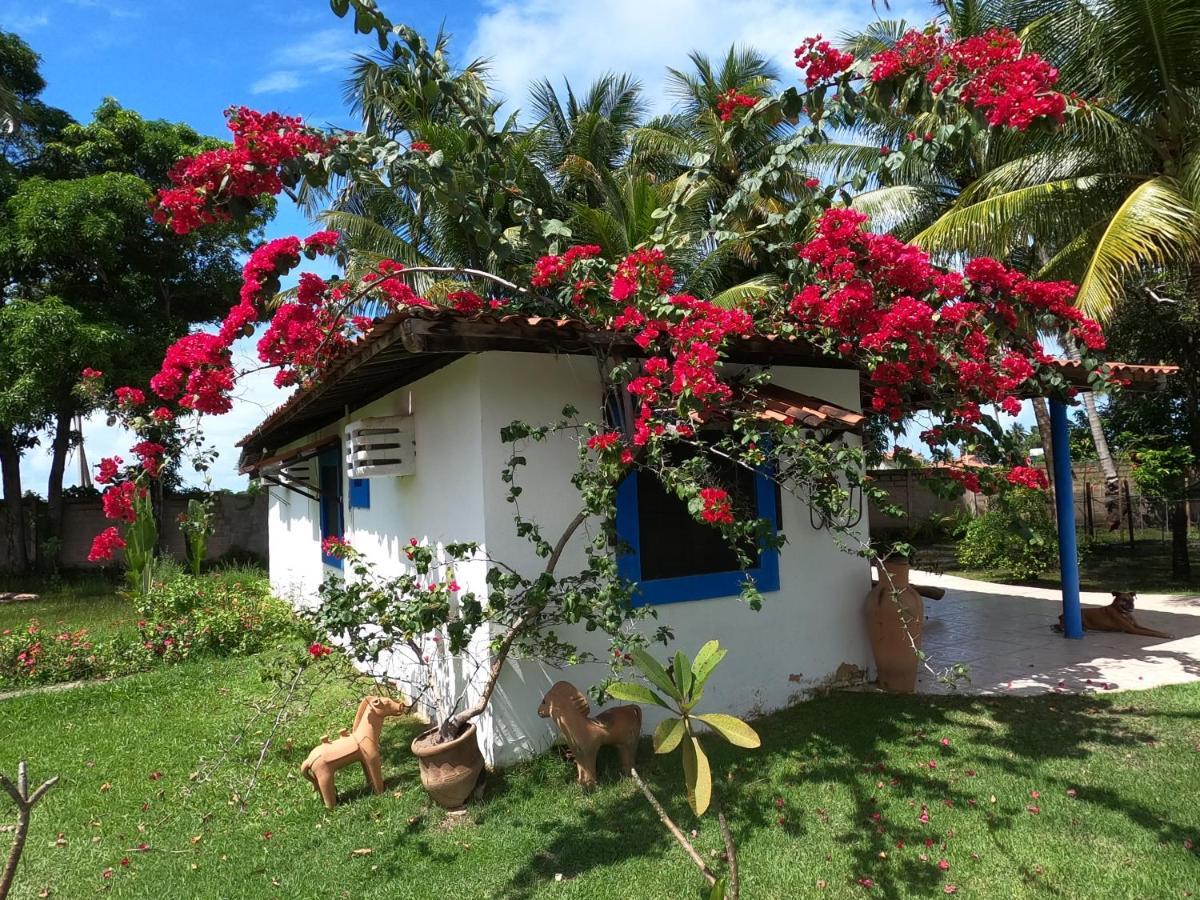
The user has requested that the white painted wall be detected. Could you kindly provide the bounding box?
[477,354,873,766]
[265,351,873,769]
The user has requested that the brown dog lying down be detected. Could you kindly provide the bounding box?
[1057,591,1172,639]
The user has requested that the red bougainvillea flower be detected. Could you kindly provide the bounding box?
[81,368,103,379]
[611,248,673,301]
[102,481,145,523]
[716,89,758,121]
[87,526,126,562]
[938,859,950,871]
[447,290,486,315]
[321,535,351,558]
[794,35,855,88]
[308,642,333,659]
[868,28,1068,131]
[114,386,145,408]
[530,244,603,288]
[587,431,622,452]
[152,107,337,234]
[699,487,734,525]
[1006,465,1048,490]
[410,141,431,153]
[95,456,123,485]
[131,441,166,477]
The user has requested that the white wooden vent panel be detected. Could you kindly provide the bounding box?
[279,460,313,481]
[346,415,415,477]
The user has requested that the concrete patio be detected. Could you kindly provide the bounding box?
[911,570,1200,695]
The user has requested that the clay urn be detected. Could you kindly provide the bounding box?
[865,558,924,693]
[411,722,485,810]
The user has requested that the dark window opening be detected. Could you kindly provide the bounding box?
[635,447,760,581]
[318,446,344,568]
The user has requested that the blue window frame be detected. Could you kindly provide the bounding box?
[348,477,371,510]
[615,464,780,606]
[318,445,344,568]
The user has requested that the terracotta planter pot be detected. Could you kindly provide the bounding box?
[865,559,924,693]
[411,722,484,810]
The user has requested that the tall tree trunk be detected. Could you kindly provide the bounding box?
[1030,397,1055,493]
[44,408,73,569]
[0,428,29,574]
[1170,498,1190,578]
[1063,336,1121,530]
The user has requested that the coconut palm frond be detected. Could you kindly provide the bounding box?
[1074,175,1200,320]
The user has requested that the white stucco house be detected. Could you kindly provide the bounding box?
[238,308,878,767]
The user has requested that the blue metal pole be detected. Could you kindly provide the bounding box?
[1050,397,1083,639]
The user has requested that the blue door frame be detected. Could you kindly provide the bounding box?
[1050,398,1083,639]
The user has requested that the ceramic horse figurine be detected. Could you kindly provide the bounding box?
[537,681,641,788]
[301,695,407,808]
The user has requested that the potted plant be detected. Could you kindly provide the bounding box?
[864,551,924,693]
[312,538,487,809]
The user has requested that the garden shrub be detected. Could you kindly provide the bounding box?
[0,566,297,688]
[956,487,1059,580]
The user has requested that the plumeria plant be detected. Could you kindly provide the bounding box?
[82,3,1118,766]
[609,641,759,899]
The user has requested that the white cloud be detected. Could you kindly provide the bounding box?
[249,26,372,95]
[252,70,304,95]
[1,9,49,30]
[466,0,927,117]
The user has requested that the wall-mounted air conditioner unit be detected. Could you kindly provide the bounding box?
[345,415,415,477]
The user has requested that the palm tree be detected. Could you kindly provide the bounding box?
[305,26,563,295]
[835,1,1200,512]
[528,73,647,209]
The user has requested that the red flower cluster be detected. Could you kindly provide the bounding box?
[151,332,235,414]
[87,526,126,562]
[95,456,123,485]
[153,107,336,234]
[868,28,1066,130]
[531,245,602,288]
[447,290,486,315]
[131,441,166,477]
[322,535,351,558]
[114,386,145,408]
[716,89,758,121]
[101,481,145,523]
[308,642,334,658]
[869,29,946,82]
[81,368,103,380]
[699,487,734,525]
[587,431,622,452]
[611,248,673,302]
[791,207,1107,453]
[1006,465,1049,490]
[793,35,855,88]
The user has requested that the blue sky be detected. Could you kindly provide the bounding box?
[9,0,954,493]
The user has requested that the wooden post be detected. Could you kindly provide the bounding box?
[1123,479,1135,550]
[1084,482,1095,539]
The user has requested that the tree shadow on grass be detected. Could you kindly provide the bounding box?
[483,747,705,900]
[475,686,1190,897]
[737,689,1194,898]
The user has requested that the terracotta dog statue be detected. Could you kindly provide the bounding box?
[301,695,407,808]
[1059,591,1173,639]
[537,681,641,788]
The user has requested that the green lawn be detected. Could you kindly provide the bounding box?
[916,531,1200,594]
[0,579,135,642]
[2,644,1197,899]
